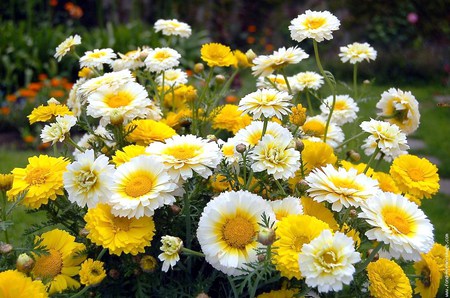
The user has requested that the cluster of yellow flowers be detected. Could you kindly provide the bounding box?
[0,12,447,298]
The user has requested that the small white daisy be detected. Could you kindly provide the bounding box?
[154,19,192,38]
[40,115,77,144]
[158,236,183,272]
[289,10,341,43]
[301,115,344,148]
[252,46,309,77]
[320,95,359,125]
[144,47,181,73]
[289,71,324,92]
[80,48,117,69]
[156,68,188,87]
[234,121,293,147]
[238,88,292,120]
[269,196,303,221]
[339,42,377,64]
[54,34,81,62]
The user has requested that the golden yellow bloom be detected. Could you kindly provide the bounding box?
[427,243,450,276]
[161,109,193,129]
[209,174,233,193]
[272,214,330,279]
[300,139,337,174]
[32,229,86,295]
[84,203,156,255]
[163,84,197,109]
[0,173,14,191]
[390,154,440,199]
[289,104,307,126]
[79,259,106,287]
[233,49,253,68]
[125,119,177,146]
[111,145,148,166]
[200,43,236,67]
[0,270,48,298]
[367,258,412,298]
[340,223,361,249]
[371,171,400,194]
[28,103,73,124]
[7,155,69,209]
[414,255,442,298]
[140,255,158,273]
[212,104,252,134]
[78,67,93,78]
[301,196,339,230]
[256,288,299,298]
[340,160,374,177]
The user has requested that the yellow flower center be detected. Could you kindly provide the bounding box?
[407,167,424,181]
[304,17,326,30]
[384,275,398,290]
[113,216,131,232]
[334,100,347,110]
[303,120,325,137]
[292,235,309,251]
[164,144,201,160]
[154,51,171,61]
[33,249,63,278]
[77,170,98,191]
[106,91,133,108]
[125,173,154,198]
[25,167,49,185]
[330,176,361,191]
[222,216,255,249]
[248,132,263,146]
[88,52,106,59]
[382,209,412,235]
[319,250,339,272]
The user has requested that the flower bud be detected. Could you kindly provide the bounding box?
[0,243,13,254]
[215,75,226,85]
[245,49,257,63]
[206,135,218,143]
[349,209,358,218]
[0,173,14,191]
[257,253,266,262]
[298,179,309,190]
[295,139,304,152]
[194,63,204,73]
[16,253,34,273]
[170,204,181,215]
[363,79,370,84]
[346,150,361,162]
[140,255,158,273]
[257,227,276,246]
[79,228,89,237]
[196,293,210,298]
[110,111,124,126]
[108,269,120,279]
[367,249,379,262]
[235,143,247,154]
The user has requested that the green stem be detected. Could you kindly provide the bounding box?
[280,68,292,94]
[69,285,90,298]
[363,146,381,174]
[275,179,287,196]
[181,247,205,257]
[353,63,358,99]
[335,131,366,149]
[245,169,254,190]
[96,248,107,260]
[1,191,10,243]
[355,242,384,274]
[66,137,85,153]
[305,88,314,115]
[260,117,268,140]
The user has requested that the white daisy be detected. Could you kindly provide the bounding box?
[252,46,309,77]
[305,164,380,211]
[67,78,86,117]
[112,48,146,71]
[109,155,178,218]
[146,134,222,183]
[269,196,303,221]
[63,149,114,208]
[54,34,81,62]
[289,71,324,92]
[80,48,117,69]
[256,75,289,92]
[158,236,183,272]
[154,19,192,38]
[301,115,344,148]
[320,95,359,125]
[289,10,341,43]
[219,138,242,170]
[234,121,293,147]
[250,134,300,180]
[156,68,188,87]
[339,42,377,64]
[359,191,434,261]
[144,47,181,72]
[77,70,135,101]
[40,115,77,144]
[86,81,152,125]
[376,88,420,135]
[299,230,361,293]
[197,190,275,276]
[238,88,292,120]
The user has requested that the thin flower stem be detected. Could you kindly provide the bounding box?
[245,169,254,190]
[181,247,205,257]
[1,191,10,243]
[275,179,287,196]
[335,131,366,149]
[280,68,293,94]
[261,117,268,140]
[353,63,358,99]
[305,88,314,115]
[363,146,381,174]
[96,248,107,260]
[69,285,90,298]
[67,137,85,153]
[355,242,384,274]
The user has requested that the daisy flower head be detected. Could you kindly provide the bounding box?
[200,43,236,67]
[54,34,81,62]
[234,120,293,147]
[146,134,222,183]
[366,258,413,298]
[359,191,434,261]
[111,144,147,166]
[250,134,300,180]
[376,88,420,135]
[390,154,439,199]
[197,190,275,276]
[269,196,303,221]
[79,259,106,287]
[256,289,299,298]
[40,114,77,145]
[31,229,86,295]
[339,42,377,64]
[302,115,345,148]
[79,48,117,69]
[77,69,135,100]
[256,74,289,91]
[305,164,380,211]
[300,139,337,174]
[84,203,155,255]
[63,149,114,208]
[299,230,361,293]
[251,47,309,77]
[112,48,146,71]
[7,155,69,209]
[109,155,178,218]
[125,119,177,146]
[154,19,192,38]
[86,81,152,126]
[289,10,340,43]
[289,71,324,92]
[28,101,73,124]
[212,104,252,134]
[301,197,339,230]
[238,88,292,120]
[360,119,409,160]
[427,243,450,275]
[289,103,307,126]
[414,255,442,298]
[144,47,181,72]
[320,94,359,125]
[0,270,48,298]
[158,235,183,272]
[156,68,188,87]
[272,214,330,279]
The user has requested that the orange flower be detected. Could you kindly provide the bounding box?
[6,94,17,102]
[185,69,193,77]
[23,135,35,143]
[225,95,238,103]
[265,43,274,52]
[50,90,65,98]
[49,0,58,6]
[37,142,51,151]
[63,82,74,90]
[19,89,37,98]
[38,73,48,81]
[246,36,256,44]
[1,107,10,115]
[50,78,61,87]
[247,25,257,33]
[27,82,43,91]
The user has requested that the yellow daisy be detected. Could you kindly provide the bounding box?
[200,43,236,67]
[340,160,374,176]
[111,145,148,166]
[256,288,299,298]
[161,108,193,129]
[7,155,69,209]
[414,255,442,298]
[233,49,253,68]
[301,196,339,230]
[197,190,275,276]
[300,139,337,174]
[272,214,330,279]
[366,258,412,298]
[0,270,48,298]
[289,104,307,127]
[31,229,86,295]
[427,243,450,275]
[163,84,197,109]
[269,196,303,221]
[28,102,73,124]
[84,203,155,256]
[125,119,177,146]
[212,104,252,134]
[390,154,440,199]
[0,173,14,191]
[79,259,107,287]
[371,171,401,194]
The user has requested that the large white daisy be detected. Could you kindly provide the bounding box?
[339,42,377,64]
[299,230,361,293]
[359,191,434,261]
[289,10,341,43]
[109,155,178,218]
[144,47,181,73]
[251,47,309,77]
[197,190,275,276]
[146,134,222,183]
[80,48,117,69]
[63,149,115,208]
[305,164,380,211]
[301,115,344,148]
[154,19,192,38]
[320,94,359,125]
[77,70,135,101]
[234,121,293,147]
[238,88,292,120]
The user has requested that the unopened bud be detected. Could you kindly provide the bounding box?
[16,253,34,273]
[346,150,361,162]
[206,135,218,143]
[235,143,247,154]
[367,249,379,262]
[257,227,276,246]
[287,140,296,149]
[196,293,210,298]
[295,139,304,152]
[298,179,309,190]
[257,253,266,262]
[245,49,257,63]
[194,63,204,73]
[170,204,181,215]
[0,243,13,254]
[215,75,226,85]
[140,255,157,273]
[180,118,191,128]
[47,97,60,105]
[79,228,89,237]
[363,80,370,84]
[108,269,120,279]
[349,209,358,218]
[110,111,124,126]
